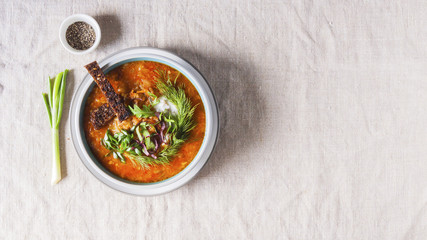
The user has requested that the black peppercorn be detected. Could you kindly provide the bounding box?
[66,21,96,50]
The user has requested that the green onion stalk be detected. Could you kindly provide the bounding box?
[42,70,68,185]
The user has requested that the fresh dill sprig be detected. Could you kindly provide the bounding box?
[155,70,198,140]
[157,136,185,160]
[126,154,169,169]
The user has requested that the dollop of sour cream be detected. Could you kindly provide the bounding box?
[153,96,178,115]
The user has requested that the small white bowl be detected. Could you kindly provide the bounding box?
[59,14,101,55]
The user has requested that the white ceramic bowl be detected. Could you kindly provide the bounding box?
[70,47,219,196]
[59,14,101,55]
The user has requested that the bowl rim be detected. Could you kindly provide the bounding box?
[69,47,219,196]
[59,14,101,55]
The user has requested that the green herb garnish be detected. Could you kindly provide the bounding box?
[100,70,197,169]
[155,70,197,139]
[101,127,170,169]
[128,104,155,118]
[101,130,135,163]
[42,70,68,185]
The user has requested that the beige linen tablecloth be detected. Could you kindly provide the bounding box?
[1,0,426,239]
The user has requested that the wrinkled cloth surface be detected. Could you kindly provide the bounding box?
[0,0,426,239]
